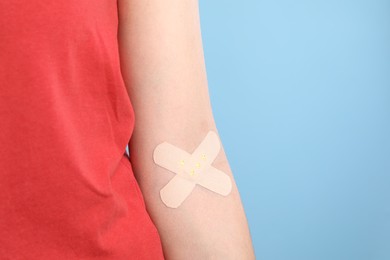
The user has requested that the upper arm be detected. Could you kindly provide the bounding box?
[117,0,212,125]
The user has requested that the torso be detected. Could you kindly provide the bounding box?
[0,1,164,258]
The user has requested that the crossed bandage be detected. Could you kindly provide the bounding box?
[153,131,232,208]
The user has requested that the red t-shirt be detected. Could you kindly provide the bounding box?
[0,1,164,259]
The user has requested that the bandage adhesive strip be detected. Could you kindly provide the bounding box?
[153,131,232,208]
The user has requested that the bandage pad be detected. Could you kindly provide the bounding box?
[153,131,232,208]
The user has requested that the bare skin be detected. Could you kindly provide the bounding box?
[117,0,255,259]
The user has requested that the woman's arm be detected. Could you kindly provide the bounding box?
[117,0,255,258]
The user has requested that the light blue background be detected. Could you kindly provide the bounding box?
[199,1,390,259]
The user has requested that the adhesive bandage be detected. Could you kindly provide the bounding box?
[153,131,232,208]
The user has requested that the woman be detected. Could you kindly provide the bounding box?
[0,0,254,258]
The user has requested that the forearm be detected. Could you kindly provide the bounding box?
[117,0,254,258]
[130,122,254,259]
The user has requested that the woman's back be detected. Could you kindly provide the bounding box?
[0,1,164,258]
